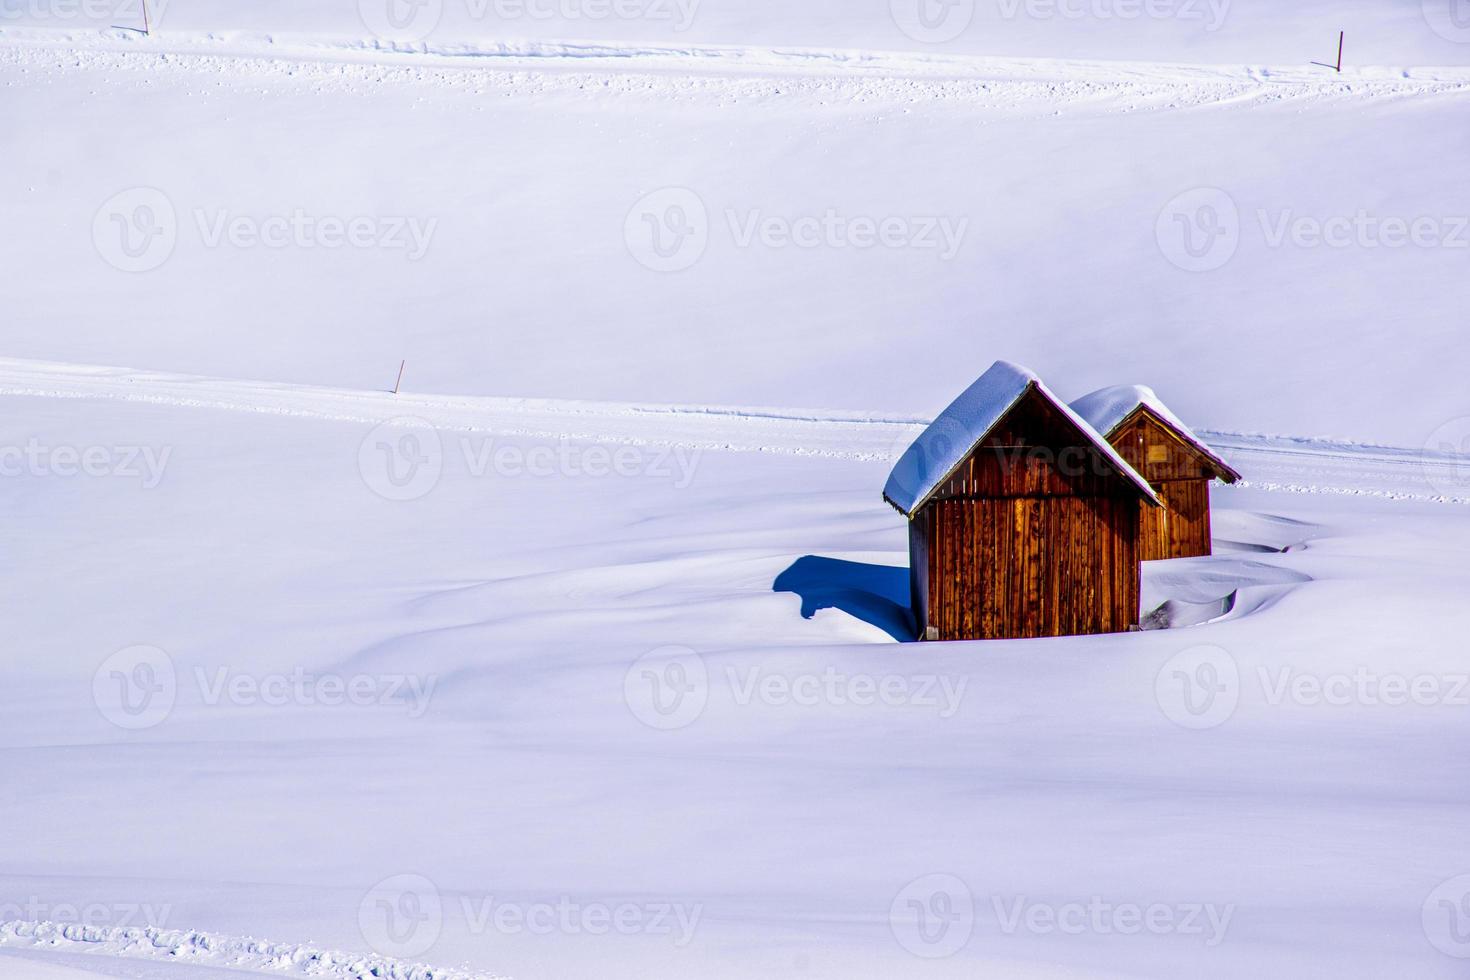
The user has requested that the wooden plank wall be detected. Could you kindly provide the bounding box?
[1159,479,1211,559]
[922,495,1139,640]
[910,388,1144,641]
[1108,412,1218,560]
[1139,491,1172,561]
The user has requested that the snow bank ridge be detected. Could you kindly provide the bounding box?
[0,920,509,980]
[5,25,1470,93]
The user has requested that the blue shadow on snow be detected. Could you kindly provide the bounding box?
[772,556,916,643]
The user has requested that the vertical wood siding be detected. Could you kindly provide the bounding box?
[909,388,1145,641]
[1107,411,1222,560]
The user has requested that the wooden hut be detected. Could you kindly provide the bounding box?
[884,362,1160,642]
[1071,385,1241,561]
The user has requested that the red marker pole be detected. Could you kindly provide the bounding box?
[393,360,406,395]
[1336,31,1344,72]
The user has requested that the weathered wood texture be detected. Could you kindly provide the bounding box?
[909,388,1144,641]
[1107,411,1220,560]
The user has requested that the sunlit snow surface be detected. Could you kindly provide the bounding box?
[4,6,1470,978]
[0,361,1467,979]
[2,26,1470,445]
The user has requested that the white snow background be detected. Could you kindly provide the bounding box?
[3,2,1470,978]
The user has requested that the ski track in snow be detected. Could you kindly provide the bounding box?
[4,27,1470,113]
[0,920,508,980]
[0,357,1464,505]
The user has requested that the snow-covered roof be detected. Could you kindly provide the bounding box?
[883,361,1161,517]
[1070,384,1241,483]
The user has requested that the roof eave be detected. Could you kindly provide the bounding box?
[1116,405,1242,487]
[890,380,1163,513]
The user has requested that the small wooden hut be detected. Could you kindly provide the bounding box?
[1071,385,1241,561]
[884,362,1160,642]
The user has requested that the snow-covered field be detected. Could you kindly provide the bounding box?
[2,360,1469,979]
[4,4,1470,979]
[5,19,1470,444]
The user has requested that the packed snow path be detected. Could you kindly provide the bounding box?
[0,357,1462,504]
[4,28,1470,111]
